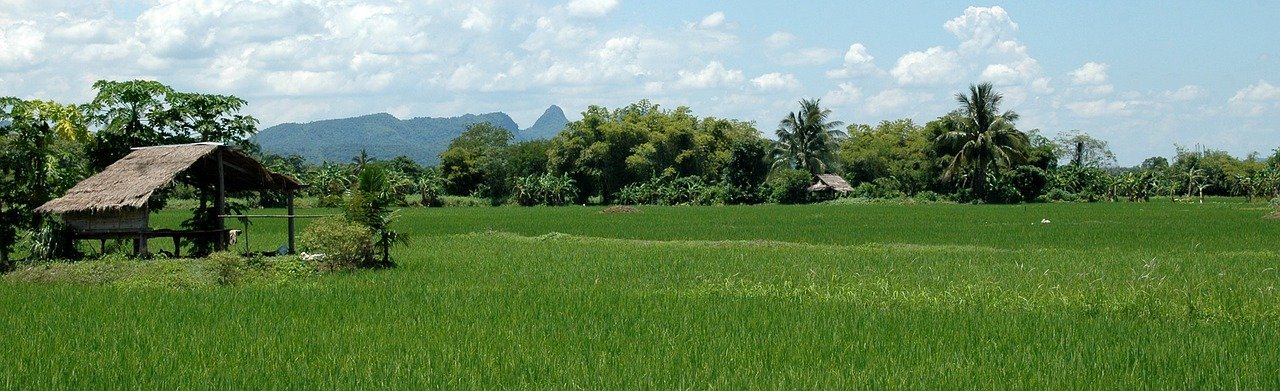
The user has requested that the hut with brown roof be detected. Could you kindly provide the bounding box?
[807,174,854,199]
[36,143,302,256]
[807,174,853,192]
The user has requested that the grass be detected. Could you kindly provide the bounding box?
[2,199,1278,388]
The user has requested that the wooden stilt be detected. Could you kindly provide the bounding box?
[215,147,226,252]
[287,188,296,254]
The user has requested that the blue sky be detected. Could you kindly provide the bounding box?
[3,1,1278,165]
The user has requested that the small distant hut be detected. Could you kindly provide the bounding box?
[36,143,302,256]
[807,174,854,199]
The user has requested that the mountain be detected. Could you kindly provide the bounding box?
[254,106,568,165]
[517,105,569,141]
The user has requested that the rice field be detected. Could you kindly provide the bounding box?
[2,200,1278,388]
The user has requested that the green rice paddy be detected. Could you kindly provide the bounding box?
[2,200,1278,388]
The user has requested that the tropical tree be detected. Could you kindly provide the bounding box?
[1054,130,1116,168]
[773,98,846,175]
[439,122,513,198]
[344,165,405,267]
[0,97,92,262]
[84,80,176,170]
[934,82,1029,198]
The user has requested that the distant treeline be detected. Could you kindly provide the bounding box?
[5,80,1280,260]
[264,84,1280,207]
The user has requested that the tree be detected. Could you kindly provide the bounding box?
[838,119,931,194]
[546,100,763,204]
[0,97,91,262]
[164,92,259,149]
[773,99,845,175]
[723,138,772,203]
[934,82,1029,199]
[1054,130,1116,168]
[344,165,405,267]
[439,122,513,198]
[84,80,176,170]
[85,80,259,170]
[507,139,552,179]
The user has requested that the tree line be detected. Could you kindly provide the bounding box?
[5,80,1280,261]
[282,82,1278,207]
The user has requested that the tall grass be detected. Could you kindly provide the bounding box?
[2,200,1278,388]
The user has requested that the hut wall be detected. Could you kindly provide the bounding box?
[64,209,149,233]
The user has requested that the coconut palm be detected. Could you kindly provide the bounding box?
[773,99,846,175]
[936,82,1029,197]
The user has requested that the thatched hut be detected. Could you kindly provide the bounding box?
[36,143,302,256]
[807,174,854,194]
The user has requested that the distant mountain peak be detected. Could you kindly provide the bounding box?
[519,105,569,141]
[254,110,525,165]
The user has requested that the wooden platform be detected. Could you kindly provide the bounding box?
[73,229,233,257]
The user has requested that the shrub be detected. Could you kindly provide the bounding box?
[441,196,489,207]
[913,190,943,202]
[206,251,246,285]
[616,176,725,206]
[299,217,374,271]
[765,169,813,204]
[1044,188,1077,202]
[1008,165,1049,202]
[512,173,577,206]
[852,178,906,199]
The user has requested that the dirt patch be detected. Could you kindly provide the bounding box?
[601,205,640,214]
[1265,211,1280,219]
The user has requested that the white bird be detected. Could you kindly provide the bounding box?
[1041,219,1051,224]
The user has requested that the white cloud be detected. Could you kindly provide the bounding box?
[1163,85,1202,101]
[777,47,839,66]
[891,46,962,85]
[0,20,47,69]
[1030,77,1054,94]
[1070,62,1109,85]
[751,72,800,91]
[566,0,619,18]
[461,7,494,31]
[821,83,863,106]
[1228,80,1280,115]
[980,57,1040,85]
[826,43,878,78]
[699,12,726,28]
[1066,99,1132,117]
[944,6,1019,54]
[675,61,743,89]
[865,89,931,115]
[765,31,794,48]
[1229,80,1280,103]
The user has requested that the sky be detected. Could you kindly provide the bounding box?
[2,0,1278,165]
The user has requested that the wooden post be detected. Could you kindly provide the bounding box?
[138,205,150,257]
[215,147,226,252]
[287,188,296,254]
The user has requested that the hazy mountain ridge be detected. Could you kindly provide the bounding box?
[254,105,568,165]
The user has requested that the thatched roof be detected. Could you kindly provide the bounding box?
[807,174,854,193]
[37,143,301,214]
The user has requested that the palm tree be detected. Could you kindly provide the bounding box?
[773,99,846,175]
[936,82,1029,197]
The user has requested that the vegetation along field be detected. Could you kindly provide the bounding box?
[2,200,1278,388]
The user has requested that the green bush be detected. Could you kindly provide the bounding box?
[512,173,577,206]
[1008,165,1049,202]
[913,191,943,202]
[765,169,813,204]
[617,176,726,206]
[299,217,374,271]
[206,252,246,285]
[440,196,490,207]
